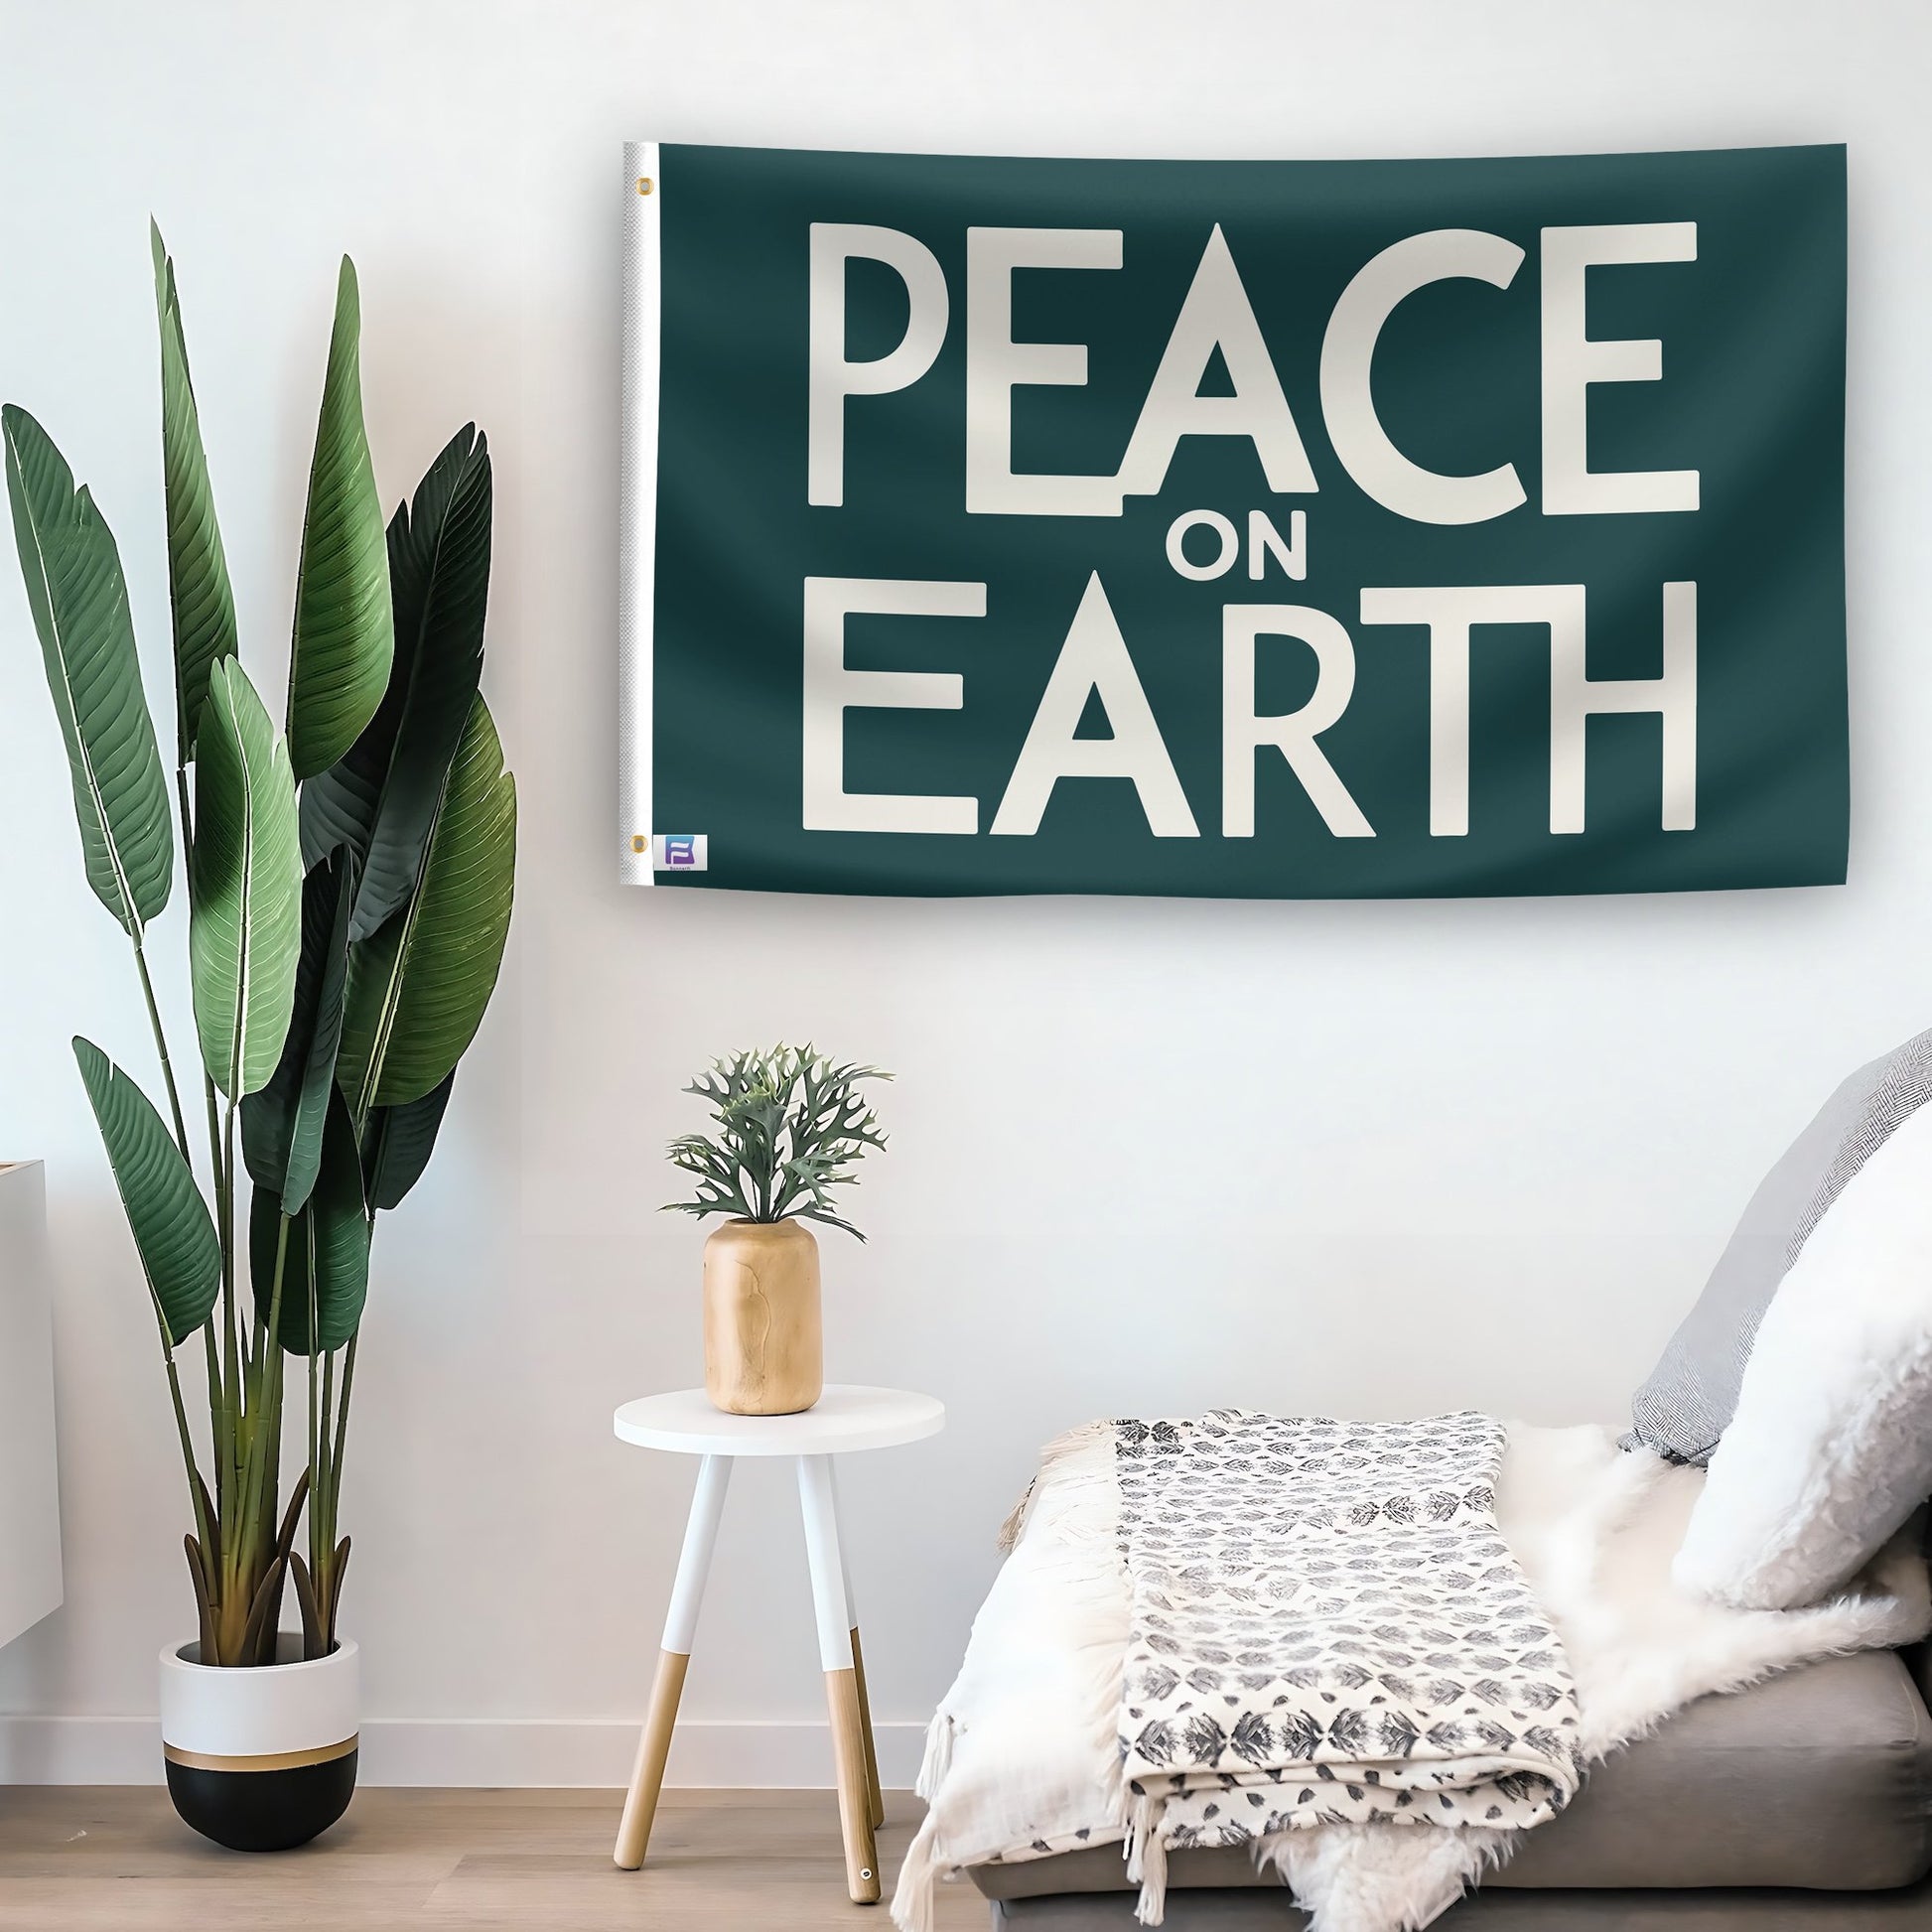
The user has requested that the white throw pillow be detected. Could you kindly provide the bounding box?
[1672,1098,1932,1610]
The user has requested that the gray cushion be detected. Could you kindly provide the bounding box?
[1625,1029,1932,1464]
[989,1876,1932,1928]
[970,1651,1932,1900]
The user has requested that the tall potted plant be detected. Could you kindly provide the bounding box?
[3,225,515,1851]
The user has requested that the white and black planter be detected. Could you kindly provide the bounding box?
[159,1636,358,1852]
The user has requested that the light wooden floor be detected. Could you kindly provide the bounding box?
[0,1787,987,1930]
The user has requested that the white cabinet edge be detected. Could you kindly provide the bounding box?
[0,1162,63,1649]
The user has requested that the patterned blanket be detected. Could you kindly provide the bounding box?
[1113,1412,1584,1913]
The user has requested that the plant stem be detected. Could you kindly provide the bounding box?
[174,764,194,854]
[129,937,190,1168]
[215,1210,287,1663]
[218,1096,242,1563]
[201,1076,229,1521]
[319,1333,355,1650]
[307,1327,321,1547]
[163,1353,210,1545]
[314,1345,336,1578]
[238,1214,290,1587]
[220,1096,239,1389]
[150,1321,216,1619]
[331,1332,356,1495]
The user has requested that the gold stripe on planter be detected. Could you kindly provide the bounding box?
[163,1735,358,1774]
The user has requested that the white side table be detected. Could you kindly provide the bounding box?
[611,1384,945,1903]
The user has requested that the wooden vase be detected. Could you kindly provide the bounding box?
[702,1219,823,1416]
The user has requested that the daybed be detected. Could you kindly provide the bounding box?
[971,1644,1932,1926]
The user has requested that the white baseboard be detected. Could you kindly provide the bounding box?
[0,1715,928,1788]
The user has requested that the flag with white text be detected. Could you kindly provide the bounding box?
[619,141,1847,897]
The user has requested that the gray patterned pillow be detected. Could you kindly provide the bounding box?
[1625,1027,1932,1464]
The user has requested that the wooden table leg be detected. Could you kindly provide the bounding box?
[798,1453,880,1903]
[849,1625,885,1831]
[615,1453,733,1869]
[828,1462,885,1830]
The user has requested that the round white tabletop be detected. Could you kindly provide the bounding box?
[613,1383,944,1458]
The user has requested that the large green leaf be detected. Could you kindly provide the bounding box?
[361,1069,455,1211]
[151,223,237,762]
[241,848,354,1212]
[250,1088,369,1355]
[73,1036,219,1348]
[339,695,515,1114]
[301,425,490,941]
[190,658,302,1099]
[287,258,392,780]
[3,405,174,936]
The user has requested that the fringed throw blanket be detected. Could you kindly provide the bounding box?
[1109,1412,1583,1918]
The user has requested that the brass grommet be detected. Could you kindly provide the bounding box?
[636,176,653,197]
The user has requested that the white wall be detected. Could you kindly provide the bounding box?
[0,0,1927,1785]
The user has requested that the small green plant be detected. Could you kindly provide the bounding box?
[664,1045,889,1239]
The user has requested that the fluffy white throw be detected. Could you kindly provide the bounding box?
[894,1421,1930,1932]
